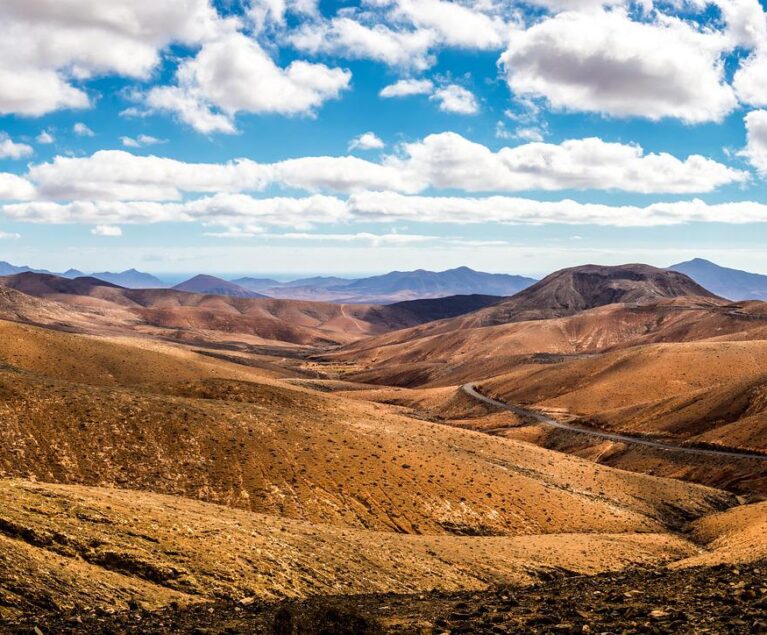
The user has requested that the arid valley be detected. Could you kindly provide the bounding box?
[0,262,765,633]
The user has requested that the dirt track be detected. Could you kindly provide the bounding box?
[463,383,767,462]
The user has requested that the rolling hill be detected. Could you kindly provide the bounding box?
[1,260,767,629]
[0,271,507,348]
[326,265,740,387]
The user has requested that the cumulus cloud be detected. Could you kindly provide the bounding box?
[380,78,477,115]
[0,174,35,201]
[388,0,509,50]
[740,110,767,174]
[0,134,33,159]
[0,0,236,116]
[430,84,478,114]
[22,133,746,200]
[208,229,435,245]
[146,32,351,133]
[392,133,747,193]
[91,224,122,236]
[501,9,737,123]
[734,54,767,107]
[73,122,95,137]
[120,134,167,148]
[379,78,434,97]
[36,131,54,144]
[290,17,437,70]
[288,0,514,70]
[9,192,767,229]
[346,192,767,226]
[348,132,385,151]
[0,231,20,240]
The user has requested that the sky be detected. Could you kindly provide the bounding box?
[1,0,767,278]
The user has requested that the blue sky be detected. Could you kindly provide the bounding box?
[1,0,767,277]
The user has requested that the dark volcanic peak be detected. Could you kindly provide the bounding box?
[387,294,503,322]
[0,272,123,296]
[670,258,767,301]
[172,274,266,298]
[473,263,720,325]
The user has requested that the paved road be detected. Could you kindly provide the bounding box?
[462,383,767,462]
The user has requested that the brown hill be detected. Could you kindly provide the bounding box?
[328,297,765,388]
[480,340,767,452]
[0,319,732,537]
[463,263,720,327]
[172,274,266,298]
[0,479,702,619]
[0,272,482,347]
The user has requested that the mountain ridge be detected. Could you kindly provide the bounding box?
[669,258,767,300]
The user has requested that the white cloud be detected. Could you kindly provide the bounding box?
[391,132,747,193]
[10,192,767,229]
[22,133,746,201]
[0,231,20,240]
[430,84,478,114]
[0,0,237,116]
[91,224,122,236]
[740,110,767,174]
[0,174,35,201]
[3,194,349,228]
[0,134,33,159]
[120,134,167,148]
[288,0,514,70]
[73,122,95,137]
[501,9,737,123]
[349,132,385,151]
[379,78,434,97]
[734,53,767,107]
[146,32,351,133]
[36,131,54,144]
[346,191,767,226]
[210,230,435,245]
[289,17,437,70]
[389,0,509,50]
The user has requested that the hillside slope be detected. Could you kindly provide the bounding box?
[0,479,702,619]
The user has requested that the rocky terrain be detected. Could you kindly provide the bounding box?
[0,262,766,633]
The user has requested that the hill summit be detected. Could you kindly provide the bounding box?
[468,263,720,325]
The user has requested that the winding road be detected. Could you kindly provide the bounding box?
[462,383,767,462]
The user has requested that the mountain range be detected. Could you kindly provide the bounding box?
[232,266,537,303]
[4,258,767,303]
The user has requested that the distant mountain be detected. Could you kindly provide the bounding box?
[669,258,767,300]
[339,267,534,298]
[258,267,535,303]
[469,263,720,326]
[173,274,266,298]
[230,277,283,292]
[281,276,355,289]
[92,268,165,289]
[0,261,52,276]
[61,268,87,278]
